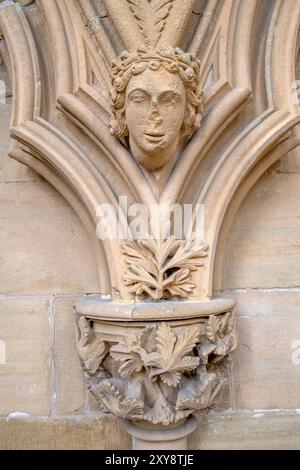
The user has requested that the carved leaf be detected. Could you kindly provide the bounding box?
[122,240,157,276]
[122,236,208,300]
[163,240,208,272]
[110,328,156,378]
[206,314,222,342]
[93,379,144,420]
[142,236,180,270]
[196,312,237,365]
[176,372,224,412]
[124,264,158,290]
[78,316,92,348]
[143,323,200,386]
[172,325,201,359]
[197,339,216,365]
[83,316,235,425]
[144,396,175,425]
[110,333,145,378]
[77,316,108,374]
[213,335,233,360]
[220,311,235,336]
[163,268,195,298]
[127,0,175,47]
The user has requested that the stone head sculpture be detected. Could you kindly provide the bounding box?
[110,46,202,171]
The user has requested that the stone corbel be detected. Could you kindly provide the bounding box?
[75,297,236,449]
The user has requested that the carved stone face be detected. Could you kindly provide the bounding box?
[125,67,186,171]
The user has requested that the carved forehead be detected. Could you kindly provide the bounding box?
[126,67,186,97]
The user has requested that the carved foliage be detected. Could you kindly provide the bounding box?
[176,372,224,414]
[77,316,108,374]
[142,323,200,386]
[93,379,144,420]
[197,312,236,365]
[127,0,175,48]
[78,312,236,424]
[110,323,200,386]
[122,236,208,300]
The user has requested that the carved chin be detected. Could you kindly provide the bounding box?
[134,146,173,170]
[135,151,172,171]
[130,136,177,170]
[140,143,168,156]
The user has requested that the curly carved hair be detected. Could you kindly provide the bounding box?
[109,46,202,138]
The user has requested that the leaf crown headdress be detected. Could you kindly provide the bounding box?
[109,0,202,138]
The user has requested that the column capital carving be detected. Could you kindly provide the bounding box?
[76,298,236,428]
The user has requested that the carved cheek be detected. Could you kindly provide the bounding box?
[126,100,150,127]
[160,98,184,126]
[126,106,149,146]
[165,108,184,134]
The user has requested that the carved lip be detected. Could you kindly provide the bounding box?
[144,133,165,143]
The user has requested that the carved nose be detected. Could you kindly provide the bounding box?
[148,100,162,125]
[149,99,160,116]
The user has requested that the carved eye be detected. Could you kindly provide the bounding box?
[128,90,149,103]
[159,91,180,105]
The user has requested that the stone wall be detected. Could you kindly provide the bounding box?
[222,153,300,413]
[1,51,300,449]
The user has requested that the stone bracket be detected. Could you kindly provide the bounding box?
[75,297,236,440]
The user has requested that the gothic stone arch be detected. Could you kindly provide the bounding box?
[1,0,299,449]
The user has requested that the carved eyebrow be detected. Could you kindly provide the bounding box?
[159,90,181,99]
[127,88,150,99]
